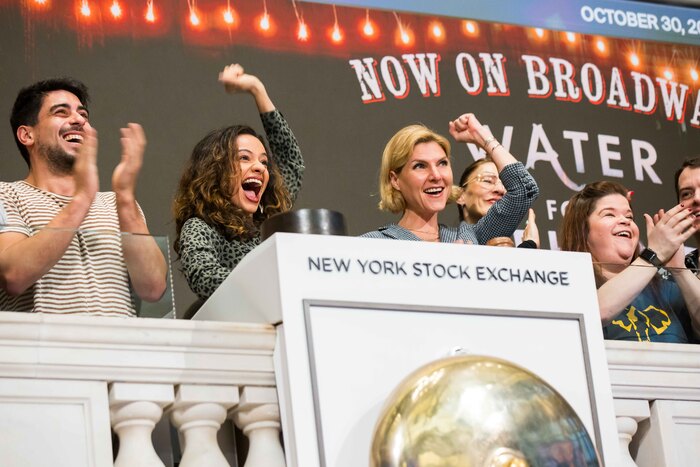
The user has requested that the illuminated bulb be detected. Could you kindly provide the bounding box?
[431,22,444,39]
[691,69,699,81]
[298,21,308,41]
[80,0,90,16]
[596,39,606,53]
[223,8,233,24]
[629,53,640,67]
[400,30,410,44]
[332,25,342,42]
[110,0,121,18]
[362,9,375,37]
[260,13,270,30]
[35,0,47,5]
[465,21,476,34]
[534,28,544,38]
[664,69,673,80]
[566,32,576,43]
[145,2,155,21]
[189,10,200,26]
[363,19,374,36]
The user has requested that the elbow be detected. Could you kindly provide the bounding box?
[188,276,213,302]
[598,305,617,326]
[527,179,540,201]
[0,261,35,295]
[518,169,539,201]
[133,255,169,302]
[132,262,168,302]
[0,271,31,297]
[136,276,167,303]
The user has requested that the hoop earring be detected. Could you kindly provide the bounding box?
[258,204,264,214]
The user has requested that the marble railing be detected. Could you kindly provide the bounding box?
[0,311,698,467]
[607,340,700,467]
[0,311,284,467]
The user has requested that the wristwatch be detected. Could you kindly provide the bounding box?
[639,248,663,269]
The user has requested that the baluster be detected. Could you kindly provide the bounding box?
[170,384,239,467]
[232,386,285,467]
[109,382,175,467]
[614,398,650,467]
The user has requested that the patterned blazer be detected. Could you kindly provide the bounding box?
[361,162,538,244]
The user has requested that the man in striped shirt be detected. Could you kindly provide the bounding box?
[0,78,167,316]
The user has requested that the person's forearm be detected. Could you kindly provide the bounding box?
[260,110,305,201]
[181,251,234,301]
[487,141,518,170]
[597,258,658,324]
[250,82,275,113]
[0,196,92,295]
[670,267,700,338]
[469,124,517,169]
[117,196,167,302]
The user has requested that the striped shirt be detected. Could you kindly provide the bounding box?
[0,181,136,317]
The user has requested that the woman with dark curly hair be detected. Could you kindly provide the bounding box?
[559,181,699,343]
[173,64,304,303]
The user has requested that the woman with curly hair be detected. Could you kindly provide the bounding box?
[173,64,304,303]
[559,181,699,342]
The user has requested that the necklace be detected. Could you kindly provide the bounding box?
[407,227,438,235]
[406,227,440,242]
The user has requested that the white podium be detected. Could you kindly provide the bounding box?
[195,233,621,466]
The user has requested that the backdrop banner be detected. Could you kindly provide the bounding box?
[1,0,698,305]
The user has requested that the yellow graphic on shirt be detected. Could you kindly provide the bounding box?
[611,305,671,342]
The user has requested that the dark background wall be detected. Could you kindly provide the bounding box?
[1,0,699,314]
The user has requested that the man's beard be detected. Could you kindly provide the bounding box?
[40,142,75,175]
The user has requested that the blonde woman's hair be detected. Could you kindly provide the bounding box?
[378,124,456,213]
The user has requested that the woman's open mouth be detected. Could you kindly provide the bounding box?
[242,178,263,202]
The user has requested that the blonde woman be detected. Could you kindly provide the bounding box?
[362,113,538,243]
